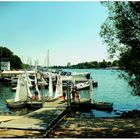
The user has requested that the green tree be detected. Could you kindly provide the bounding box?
[0,46,13,58]
[112,60,119,67]
[100,2,140,95]
[91,61,99,68]
[0,46,22,69]
[10,55,22,69]
[99,59,108,68]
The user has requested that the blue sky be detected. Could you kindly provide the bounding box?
[0,1,108,66]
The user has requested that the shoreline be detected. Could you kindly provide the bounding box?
[0,110,140,138]
[0,117,139,138]
[47,116,140,138]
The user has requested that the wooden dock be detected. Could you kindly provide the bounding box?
[0,97,92,138]
[0,116,20,123]
[0,98,67,131]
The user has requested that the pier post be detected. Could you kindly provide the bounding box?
[41,83,45,106]
[66,82,71,116]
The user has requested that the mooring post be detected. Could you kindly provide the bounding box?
[66,81,71,116]
[41,83,44,107]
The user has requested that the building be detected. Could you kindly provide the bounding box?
[0,58,10,70]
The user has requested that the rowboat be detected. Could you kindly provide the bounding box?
[92,101,113,111]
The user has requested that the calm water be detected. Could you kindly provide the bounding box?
[65,69,140,117]
[0,69,140,117]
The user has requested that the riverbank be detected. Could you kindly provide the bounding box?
[0,110,140,138]
[0,116,139,138]
[47,117,140,138]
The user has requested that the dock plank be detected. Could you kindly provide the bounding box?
[0,98,67,130]
[0,116,20,123]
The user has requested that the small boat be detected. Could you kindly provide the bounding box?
[6,74,32,109]
[75,81,90,90]
[92,101,113,111]
[6,99,27,108]
[44,73,63,102]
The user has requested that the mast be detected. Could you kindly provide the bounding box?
[34,60,41,99]
[47,49,49,70]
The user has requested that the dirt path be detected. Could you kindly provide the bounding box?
[0,116,140,138]
[47,117,140,138]
[0,118,140,138]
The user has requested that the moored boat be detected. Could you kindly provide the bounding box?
[6,99,27,108]
[75,81,90,90]
[92,101,113,111]
[6,73,32,109]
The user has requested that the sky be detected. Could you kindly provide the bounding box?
[0,1,109,66]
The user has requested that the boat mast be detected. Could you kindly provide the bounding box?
[47,49,49,71]
[47,49,53,98]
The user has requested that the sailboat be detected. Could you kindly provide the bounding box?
[54,74,63,98]
[44,73,63,102]
[48,72,53,98]
[44,71,55,101]
[34,72,41,100]
[6,74,32,109]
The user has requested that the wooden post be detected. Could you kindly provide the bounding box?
[41,83,44,107]
[66,81,71,115]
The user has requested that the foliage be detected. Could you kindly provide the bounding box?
[0,46,23,69]
[71,60,119,69]
[10,55,22,69]
[0,47,13,58]
[51,60,119,69]
[100,2,140,95]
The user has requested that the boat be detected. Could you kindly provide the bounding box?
[91,101,113,111]
[6,99,27,108]
[44,73,63,102]
[6,74,32,109]
[75,81,90,90]
[54,73,63,98]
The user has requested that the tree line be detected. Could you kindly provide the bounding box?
[70,60,119,69]
[51,59,119,69]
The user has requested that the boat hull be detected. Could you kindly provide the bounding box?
[75,82,90,90]
[92,102,113,111]
[6,99,27,109]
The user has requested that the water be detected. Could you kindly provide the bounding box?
[0,69,140,117]
[64,69,140,117]
[0,82,48,116]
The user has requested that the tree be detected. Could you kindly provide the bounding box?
[99,59,108,68]
[112,60,119,67]
[0,46,13,58]
[10,55,22,69]
[0,46,22,69]
[100,2,140,95]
